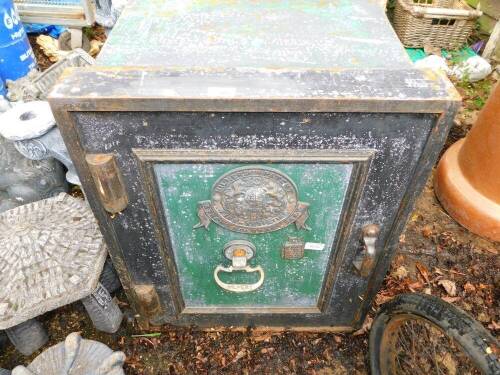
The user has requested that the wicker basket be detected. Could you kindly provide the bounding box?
[409,0,453,7]
[393,0,482,50]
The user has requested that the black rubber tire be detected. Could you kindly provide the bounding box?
[99,257,122,294]
[370,293,500,375]
[5,319,48,356]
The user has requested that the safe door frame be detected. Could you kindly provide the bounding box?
[134,149,374,316]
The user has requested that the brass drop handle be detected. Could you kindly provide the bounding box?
[214,264,265,293]
[214,240,265,293]
[353,224,381,277]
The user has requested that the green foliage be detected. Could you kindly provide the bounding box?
[456,77,493,110]
[82,26,95,40]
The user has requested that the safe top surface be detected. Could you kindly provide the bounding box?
[97,0,412,70]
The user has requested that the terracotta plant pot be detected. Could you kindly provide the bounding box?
[435,82,500,241]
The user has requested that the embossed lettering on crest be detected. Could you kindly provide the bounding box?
[194,167,311,233]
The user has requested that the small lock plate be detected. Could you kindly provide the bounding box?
[281,237,306,260]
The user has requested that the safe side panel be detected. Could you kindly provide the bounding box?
[73,111,436,326]
[154,163,352,309]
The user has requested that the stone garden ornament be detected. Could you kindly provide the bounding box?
[0,101,80,185]
[6,49,94,103]
[0,49,95,191]
[12,332,126,375]
[0,193,122,355]
[0,135,65,213]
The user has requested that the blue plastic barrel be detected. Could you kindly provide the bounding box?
[0,78,5,96]
[0,0,36,84]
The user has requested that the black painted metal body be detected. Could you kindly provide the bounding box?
[49,1,460,329]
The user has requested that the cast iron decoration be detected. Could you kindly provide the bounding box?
[194,167,311,234]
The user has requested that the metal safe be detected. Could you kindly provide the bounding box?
[49,0,460,329]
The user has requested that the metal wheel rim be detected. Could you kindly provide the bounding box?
[379,313,483,375]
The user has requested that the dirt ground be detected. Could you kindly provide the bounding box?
[1,29,499,375]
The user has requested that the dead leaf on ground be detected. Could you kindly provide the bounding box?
[441,296,461,303]
[421,225,433,238]
[408,281,424,292]
[393,255,405,267]
[352,316,373,336]
[250,333,273,342]
[313,338,322,345]
[438,352,457,375]
[316,361,348,375]
[488,321,500,331]
[484,247,498,255]
[478,283,491,290]
[463,282,476,293]
[438,279,457,296]
[434,267,445,275]
[36,35,69,62]
[260,347,275,354]
[449,269,466,276]
[478,312,491,323]
[410,213,420,222]
[487,344,500,357]
[89,39,104,57]
[231,349,246,363]
[416,262,430,284]
[323,348,333,361]
[375,293,394,306]
[392,266,409,280]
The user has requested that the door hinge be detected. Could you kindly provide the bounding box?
[86,153,128,214]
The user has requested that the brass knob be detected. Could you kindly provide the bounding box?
[362,224,380,238]
[233,248,246,257]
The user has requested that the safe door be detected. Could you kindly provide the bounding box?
[137,150,373,316]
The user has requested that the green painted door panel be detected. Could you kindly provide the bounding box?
[154,163,352,309]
